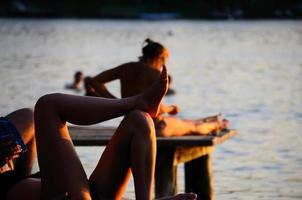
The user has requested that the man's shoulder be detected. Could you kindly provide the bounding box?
[120,62,148,72]
[123,61,143,67]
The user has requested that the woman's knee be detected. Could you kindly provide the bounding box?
[6,108,34,125]
[35,93,63,112]
[15,108,34,119]
[6,108,35,143]
[126,110,155,139]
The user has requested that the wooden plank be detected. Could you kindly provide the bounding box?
[68,126,114,146]
[173,146,213,165]
[68,126,236,147]
[155,147,178,198]
[68,125,236,199]
[185,154,214,200]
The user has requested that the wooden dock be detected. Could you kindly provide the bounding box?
[69,126,236,200]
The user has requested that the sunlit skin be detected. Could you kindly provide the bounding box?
[0,108,36,175]
[0,108,37,199]
[85,41,229,137]
[2,67,197,200]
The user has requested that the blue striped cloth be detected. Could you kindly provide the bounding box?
[0,117,27,153]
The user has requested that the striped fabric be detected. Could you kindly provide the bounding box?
[0,117,27,153]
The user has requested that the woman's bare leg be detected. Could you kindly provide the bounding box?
[89,111,197,200]
[5,108,36,177]
[6,178,41,200]
[34,66,168,199]
[155,117,196,137]
[89,110,156,200]
[191,113,221,123]
[156,116,229,137]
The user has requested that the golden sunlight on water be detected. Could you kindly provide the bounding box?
[0,19,301,199]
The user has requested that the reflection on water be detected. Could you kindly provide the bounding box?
[0,19,302,199]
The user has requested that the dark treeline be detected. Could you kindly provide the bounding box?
[0,0,302,19]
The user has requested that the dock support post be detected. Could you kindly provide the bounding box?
[185,154,214,200]
[155,147,177,198]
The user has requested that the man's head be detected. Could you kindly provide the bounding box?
[140,38,169,66]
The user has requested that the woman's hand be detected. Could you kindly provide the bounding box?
[0,136,22,168]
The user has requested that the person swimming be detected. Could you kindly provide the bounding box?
[65,71,84,92]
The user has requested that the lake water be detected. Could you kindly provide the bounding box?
[0,19,301,199]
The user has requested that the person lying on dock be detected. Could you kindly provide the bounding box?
[0,66,197,200]
[84,38,229,137]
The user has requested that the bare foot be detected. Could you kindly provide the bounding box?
[193,113,221,124]
[138,65,168,117]
[194,115,230,135]
[210,118,230,135]
[156,193,197,200]
[194,113,221,126]
[201,113,222,123]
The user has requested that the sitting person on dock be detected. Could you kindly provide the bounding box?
[1,66,197,200]
[84,38,229,137]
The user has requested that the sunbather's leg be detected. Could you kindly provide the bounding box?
[89,111,197,200]
[6,178,41,200]
[89,110,156,200]
[5,108,36,177]
[192,113,221,123]
[34,66,168,199]
[155,117,195,137]
[194,117,229,133]
[156,116,229,137]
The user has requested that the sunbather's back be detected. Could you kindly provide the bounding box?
[118,62,161,98]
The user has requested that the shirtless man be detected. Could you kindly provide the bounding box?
[85,38,229,137]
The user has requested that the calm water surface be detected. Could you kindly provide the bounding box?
[0,19,301,199]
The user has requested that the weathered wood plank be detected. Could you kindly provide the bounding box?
[68,126,236,147]
[185,155,214,200]
[155,147,178,198]
[173,146,214,165]
[68,125,236,200]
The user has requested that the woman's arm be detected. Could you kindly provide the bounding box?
[84,76,116,98]
[0,136,22,169]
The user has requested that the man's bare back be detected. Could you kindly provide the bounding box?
[115,62,161,98]
[85,62,161,99]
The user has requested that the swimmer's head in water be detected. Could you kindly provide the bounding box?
[74,71,84,82]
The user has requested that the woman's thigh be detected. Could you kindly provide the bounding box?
[6,178,41,200]
[89,110,155,199]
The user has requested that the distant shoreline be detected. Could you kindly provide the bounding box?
[1,14,302,20]
[1,1,301,20]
